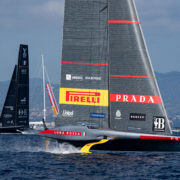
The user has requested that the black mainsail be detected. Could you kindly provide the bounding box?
[16,44,29,127]
[1,65,17,127]
[0,44,29,133]
[41,0,180,152]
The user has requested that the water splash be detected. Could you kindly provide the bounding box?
[0,134,81,155]
[45,142,81,154]
[15,141,81,154]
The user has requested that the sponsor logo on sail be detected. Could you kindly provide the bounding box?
[3,114,13,118]
[66,74,83,81]
[130,113,146,121]
[115,110,122,119]
[22,48,27,58]
[4,106,14,111]
[6,120,14,124]
[65,74,101,81]
[153,116,165,132]
[60,88,108,106]
[85,76,102,81]
[110,94,162,104]
[62,110,74,117]
[90,113,106,119]
[21,69,27,75]
[20,97,27,104]
[18,109,28,118]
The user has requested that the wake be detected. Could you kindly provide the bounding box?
[0,135,81,154]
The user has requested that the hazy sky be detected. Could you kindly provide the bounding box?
[0,0,180,83]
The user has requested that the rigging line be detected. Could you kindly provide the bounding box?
[44,64,59,115]
[99,2,108,128]
[107,0,111,128]
[30,60,42,114]
[90,1,94,126]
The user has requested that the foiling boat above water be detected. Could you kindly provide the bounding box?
[40,0,180,152]
[0,44,29,133]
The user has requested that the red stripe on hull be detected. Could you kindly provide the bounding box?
[109,75,156,79]
[140,136,180,142]
[61,62,108,66]
[40,130,85,136]
[108,20,140,24]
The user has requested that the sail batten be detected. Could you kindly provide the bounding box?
[108,20,140,24]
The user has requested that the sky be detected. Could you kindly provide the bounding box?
[0,0,180,83]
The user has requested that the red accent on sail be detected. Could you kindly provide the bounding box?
[46,83,59,116]
[61,62,108,66]
[140,136,180,141]
[110,94,162,104]
[108,20,140,24]
[109,75,156,79]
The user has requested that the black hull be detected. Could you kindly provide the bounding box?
[0,126,24,133]
[56,139,180,152]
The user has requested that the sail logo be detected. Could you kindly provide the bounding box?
[3,114,13,118]
[62,110,74,117]
[4,106,14,111]
[110,94,162,104]
[130,113,146,121]
[66,91,100,104]
[22,48,27,58]
[21,69,27,75]
[90,113,106,119]
[153,116,165,132]
[60,88,108,106]
[20,97,27,105]
[66,74,83,81]
[115,110,122,119]
[18,109,28,118]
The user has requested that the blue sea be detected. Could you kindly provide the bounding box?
[0,134,180,180]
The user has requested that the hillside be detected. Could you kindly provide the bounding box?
[0,72,180,127]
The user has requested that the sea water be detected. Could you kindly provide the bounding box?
[0,134,180,180]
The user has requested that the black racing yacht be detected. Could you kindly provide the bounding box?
[0,44,29,133]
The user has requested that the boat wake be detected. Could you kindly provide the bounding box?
[5,142,81,154]
[44,142,81,154]
[0,135,81,155]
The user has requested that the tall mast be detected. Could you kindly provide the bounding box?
[42,54,46,121]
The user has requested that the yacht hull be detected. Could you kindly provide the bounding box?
[40,126,180,152]
[55,139,180,152]
[0,126,24,133]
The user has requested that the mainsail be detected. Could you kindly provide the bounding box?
[57,0,172,136]
[0,44,29,129]
[1,66,17,126]
[16,44,29,127]
[57,0,109,128]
